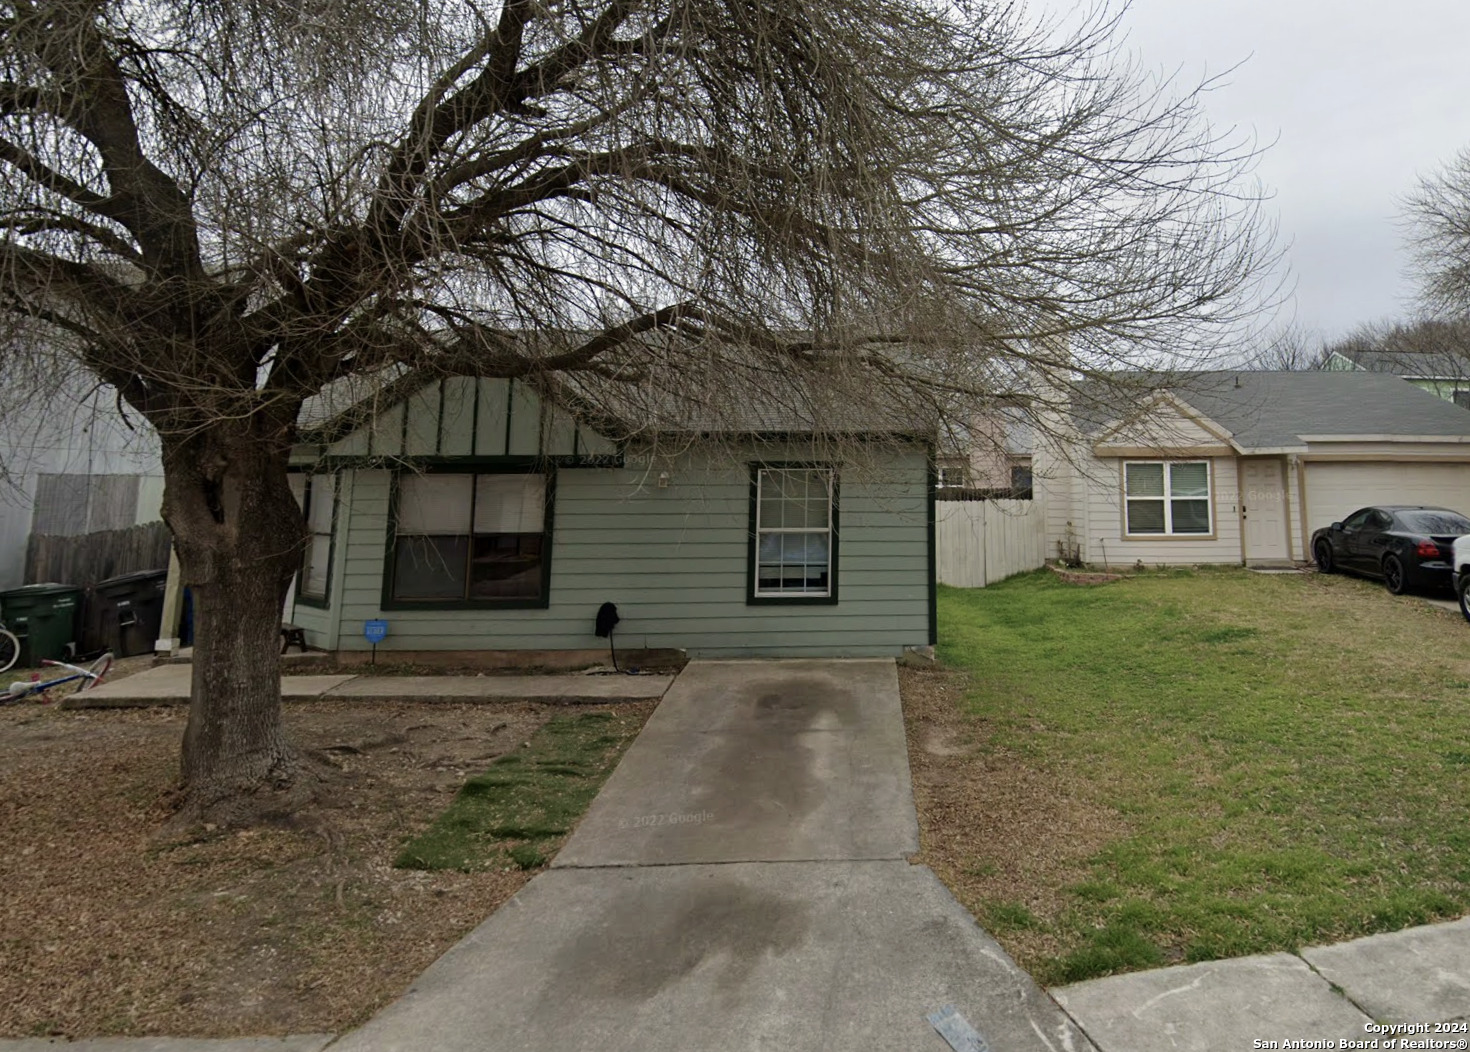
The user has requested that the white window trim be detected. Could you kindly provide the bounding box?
[753,467,835,598]
[1123,460,1213,537]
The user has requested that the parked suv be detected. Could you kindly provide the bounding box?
[1456,536,1470,622]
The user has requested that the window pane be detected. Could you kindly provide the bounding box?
[469,534,543,599]
[782,533,829,563]
[764,469,799,501]
[474,474,545,534]
[758,498,785,529]
[307,475,334,532]
[302,535,331,597]
[1125,463,1165,497]
[392,535,468,599]
[1169,462,1209,497]
[757,531,829,594]
[1126,499,1165,533]
[1171,499,1211,533]
[398,475,472,534]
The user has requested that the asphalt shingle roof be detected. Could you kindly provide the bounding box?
[1077,370,1470,451]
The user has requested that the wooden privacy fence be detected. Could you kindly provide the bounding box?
[25,520,171,588]
[935,498,1046,587]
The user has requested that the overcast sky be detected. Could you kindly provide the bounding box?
[1042,1,1470,344]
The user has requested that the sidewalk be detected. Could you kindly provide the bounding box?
[68,663,673,707]
[1052,918,1470,1051]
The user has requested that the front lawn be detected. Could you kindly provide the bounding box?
[905,567,1470,986]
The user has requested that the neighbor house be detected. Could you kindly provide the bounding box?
[1324,345,1470,407]
[0,377,164,589]
[936,409,1033,493]
[1034,370,1470,567]
[277,373,936,662]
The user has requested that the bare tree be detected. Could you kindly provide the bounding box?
[0,0,1274,825]
[1409,147,1470,317]
[1242,323,1327,370]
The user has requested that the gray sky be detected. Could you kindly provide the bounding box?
[1046,1,1470,343]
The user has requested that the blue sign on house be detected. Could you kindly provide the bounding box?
[363,619,389,644]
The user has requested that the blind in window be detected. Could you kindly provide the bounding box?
[307,476,334,532]
[398,474,473,534]
[473,475,545,534]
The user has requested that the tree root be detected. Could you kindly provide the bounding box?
[159,747,335,839]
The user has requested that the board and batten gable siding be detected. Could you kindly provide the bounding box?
[324,444,930,658]
[304,376,617,461]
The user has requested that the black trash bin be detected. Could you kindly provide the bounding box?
[0,583,83,667]
[93,569,169,658]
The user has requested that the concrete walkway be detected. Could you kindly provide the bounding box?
[68,664,673,707]
[1052,917,1470,1051]
[329,659,1092,1052]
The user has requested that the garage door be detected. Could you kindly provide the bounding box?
[1304,461,1470,532]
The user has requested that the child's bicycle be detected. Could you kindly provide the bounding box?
[0,652,113,704]
[0,620,19,673]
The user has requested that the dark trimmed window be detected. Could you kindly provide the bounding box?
[388,471,551,607]
[748,465,838,604]
[289,473,335,605]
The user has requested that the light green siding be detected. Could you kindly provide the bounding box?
[316,442,930,658]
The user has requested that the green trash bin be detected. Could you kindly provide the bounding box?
[0,583,83,667]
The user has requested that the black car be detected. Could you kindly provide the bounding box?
[1312,506,1470,595]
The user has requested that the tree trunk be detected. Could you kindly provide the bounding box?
[161,415,313,828]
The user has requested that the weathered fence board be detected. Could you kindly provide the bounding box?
[24,520,171,588]
[935,498,1045,587]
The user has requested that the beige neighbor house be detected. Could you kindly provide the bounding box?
[1034,370,1470,568]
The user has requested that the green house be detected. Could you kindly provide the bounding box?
[283,374,936,663]
[1323,348,1470,407]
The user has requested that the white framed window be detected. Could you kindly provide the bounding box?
[1124,461,1211,536]
[751,466,836,601]
[288,473,336,604]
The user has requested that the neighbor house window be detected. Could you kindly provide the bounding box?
[935,460,969,489]
[1454,389,1470,409]
[388,471,550,607]
[289,473,335,605]
[749,466,837,602]
[1124,461,1211,536]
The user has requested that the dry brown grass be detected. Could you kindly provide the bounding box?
[900,663,1128,971]
[0,698,651,1038]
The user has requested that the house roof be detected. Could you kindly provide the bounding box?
[1077,370,1470,452]
[296,328,943,443]
[1327,347,1470,380]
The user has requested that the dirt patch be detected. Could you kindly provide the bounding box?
[899,664,1128,970]
[0,697,652,1038]
[1047,566,1123,586]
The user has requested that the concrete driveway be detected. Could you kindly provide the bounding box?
[332,660,1091,1052]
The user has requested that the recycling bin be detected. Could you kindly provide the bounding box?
[0,583,83,667]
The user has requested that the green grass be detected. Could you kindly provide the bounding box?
[395,710,643,872]
[936,568,1470,985]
